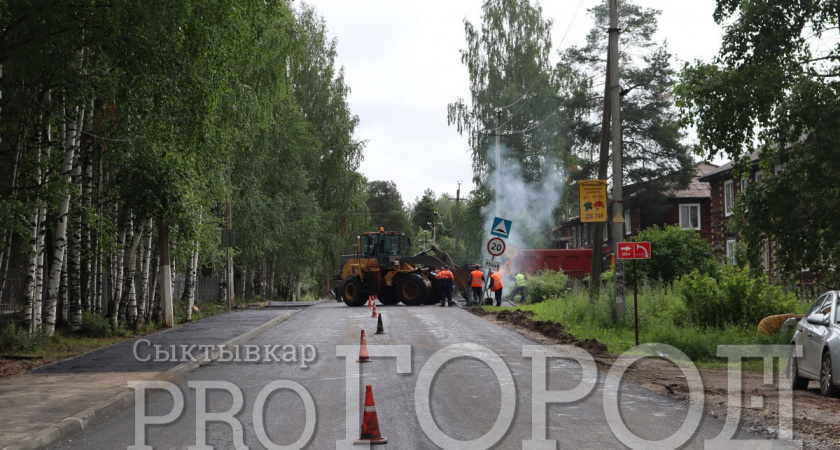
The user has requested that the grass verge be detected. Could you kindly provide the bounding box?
[490,281,810,369]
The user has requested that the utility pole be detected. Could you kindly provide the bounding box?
[454,181,461,249]
[590,36,613,303]
[495,108,502,218]
[608,0,626,321]
[428,211,438,246]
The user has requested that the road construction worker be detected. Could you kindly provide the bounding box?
[436,265,456,307]
[469,265,484,307]
[510,272,527,303]
[488,270,504,307]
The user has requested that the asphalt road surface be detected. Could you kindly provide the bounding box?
[59,302,796,449]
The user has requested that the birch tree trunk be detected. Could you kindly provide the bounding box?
[169,239,177,304]
[33,206,46,329]
[158,219,174,328]
[184,246,199,321]
[122,219,145,327]
[94,249,102,314]
[24,100,51,332]
[117,219,133,324]
[150,251,160,324]
[135,218,153,328]
[68,152,83,331]
[108,223,127,327]
[44,105,83,337]
[58,263,68,326]
[23,207,40,332]
[79,108,94,313]
[22,129,41,330]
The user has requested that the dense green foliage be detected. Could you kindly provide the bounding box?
[633,225,717,283]
[0,1,367,331]
[0,324,48,353]
[676,0,840,280]
[678,266,799,329]
[516,280,806,361]
[525,269,569,304]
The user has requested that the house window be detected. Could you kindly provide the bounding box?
[755,171,763,183]
[679,204,701,230]
[726,239,737,265]
[724,180,735,216]
[740,177,748,193]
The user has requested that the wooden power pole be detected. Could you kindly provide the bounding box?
[609,0,626,321]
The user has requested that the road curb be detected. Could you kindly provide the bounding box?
[3,308,303,450]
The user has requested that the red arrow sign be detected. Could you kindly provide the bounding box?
[617,242,651,260]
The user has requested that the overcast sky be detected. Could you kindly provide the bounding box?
[308,1,726,204]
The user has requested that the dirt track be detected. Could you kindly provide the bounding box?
[470,308,840,449]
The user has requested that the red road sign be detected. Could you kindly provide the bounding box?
[617,241,651,260]
[487,237,506,256]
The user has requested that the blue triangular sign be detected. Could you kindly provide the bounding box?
[490,217,512,238]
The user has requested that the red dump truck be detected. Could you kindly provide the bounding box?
[509,248,609,279]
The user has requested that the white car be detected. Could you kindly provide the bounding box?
[789,290,840,397]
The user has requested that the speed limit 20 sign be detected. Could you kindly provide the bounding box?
[487,237,506,256]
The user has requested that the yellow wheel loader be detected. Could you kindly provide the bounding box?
[331,230,457,306]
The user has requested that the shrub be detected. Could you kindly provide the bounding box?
[526,269,569,303]
[633,225,717,284]
[0,323,48,353]
[78,312,120,338]
[677,266,799,328]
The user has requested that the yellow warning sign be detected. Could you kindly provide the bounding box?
[579,180,608,223]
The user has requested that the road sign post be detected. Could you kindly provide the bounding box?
[616,242,652,346]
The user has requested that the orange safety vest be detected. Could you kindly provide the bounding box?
[470,270,484,287]
[436,270,454,280]
[489,273,503,291]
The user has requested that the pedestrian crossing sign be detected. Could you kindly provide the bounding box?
[490,217,512,238]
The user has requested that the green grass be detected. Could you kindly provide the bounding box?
[492,281,811,367]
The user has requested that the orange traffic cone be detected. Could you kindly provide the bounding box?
[374,294,379,304]
[354,385,388,445]
[371,304,378,318]
[375,314,385,335]
[356,330,372,363]
[367,296,373,308]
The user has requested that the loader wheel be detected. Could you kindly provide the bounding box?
[342,276,366,307]
[396,274,430,306]
[425,281,441,305]
[378,288,400,306]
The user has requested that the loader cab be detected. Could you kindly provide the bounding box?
[361,231,406,268]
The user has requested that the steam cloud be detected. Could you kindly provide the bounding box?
[483,142,566,259]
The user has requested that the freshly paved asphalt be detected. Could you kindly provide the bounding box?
[0,305,306,450]
[21,300,801,450]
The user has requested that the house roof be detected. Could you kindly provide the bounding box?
[669,162,718,199]
[698,150,762,181]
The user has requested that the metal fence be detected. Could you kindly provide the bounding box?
[173,274,220,303]
[0,272,25,329]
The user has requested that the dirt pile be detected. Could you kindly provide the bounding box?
[468,308,608,355]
